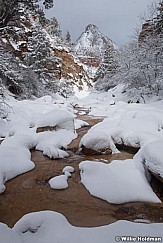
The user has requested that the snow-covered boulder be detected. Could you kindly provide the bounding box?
[79,160,161,204]
[36,130,76,159]
[0,223,21,243]
[62,166,75,174]
[36,109,75,133]
[12,211,163,243]
[0,146,35,193]
[74,119,89,130]
[79,102,163,156]
[79,123,118,155]
[49,175,68,190]
[138,140,163,182]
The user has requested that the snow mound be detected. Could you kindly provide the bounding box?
[0,146,34,193]
[36,109,75,131]
[36,130,76,159]
[1,133,37,149]
[74,119,89,129]
[0,223,21,243]
[79,160,161,204]
[138,140,163,179]
[80,101,163,154]
[49,175,68,189]
[80,128,118,153]
[12,211,163,243]
[62,166,75,174]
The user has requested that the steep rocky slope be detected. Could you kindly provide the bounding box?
[74,24,115,68]
[0,7,91,98]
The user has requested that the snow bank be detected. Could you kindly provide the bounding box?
[79,160,161,204]
[12,211,163,243]
[36,130,76,158]
[135,140,163,179]
[36,109,75,131]
[80,124,119,154]
[74,119,89,129]
[80,100,163,154]
[0,133,36,193]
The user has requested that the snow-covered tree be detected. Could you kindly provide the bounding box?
[65,31,71,44]
[57,78,74,98]
[94,44,118,91]
[154,1,163,34]
[0,0,54,29]
[46,17,61,38]
[93,1,163,101]
[24,25,61,92]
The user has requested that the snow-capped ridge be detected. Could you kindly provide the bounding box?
[74,24,116,71]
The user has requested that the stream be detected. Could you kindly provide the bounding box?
[0,108,162,227]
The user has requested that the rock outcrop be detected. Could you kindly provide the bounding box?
[74,24,115,68]
[0,8,91,98]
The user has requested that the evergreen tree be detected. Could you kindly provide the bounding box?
[154,1,163,34]
[24,25,61,92]
[65,31,71,44]
[0,0,54,28]
[94,45,117,81]
[94,44,118,91]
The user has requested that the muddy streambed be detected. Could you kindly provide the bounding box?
[0,109,162,228]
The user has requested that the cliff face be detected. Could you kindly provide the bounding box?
[0,8,91,98]
[74,24,115,68]
[138,21,154,42]
[53,49,91,90]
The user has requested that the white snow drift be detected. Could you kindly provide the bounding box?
[79,160,161,204]
[0,211,162,243]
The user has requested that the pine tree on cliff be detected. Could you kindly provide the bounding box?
[94,44,118,83]
[65,31,71,44]
[46,17,61,38]
[24,25,60,92]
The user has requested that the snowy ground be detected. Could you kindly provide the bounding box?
[0,89,163,242]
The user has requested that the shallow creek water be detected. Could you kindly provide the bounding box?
[0,108,162,227]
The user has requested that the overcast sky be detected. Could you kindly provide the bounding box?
[45,0,160,47]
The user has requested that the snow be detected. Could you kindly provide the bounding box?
[0,223,21,243]
[79,94,163,154]
[74,24,114,60]
[0,145,35,193]
[36,129,76,158]
[136,140,163,179]
[0,133,36,194]
[64,171,72,177]
[77,94,163,203]
[74,118,89,129]
[79,160,161,204]
[49,166,75,189]
[73,85,90,99]
[10,211,163,243]
[0,96,78,193]
[62,166,75,174]
[36,109,75,131]
[49,175,68,190]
